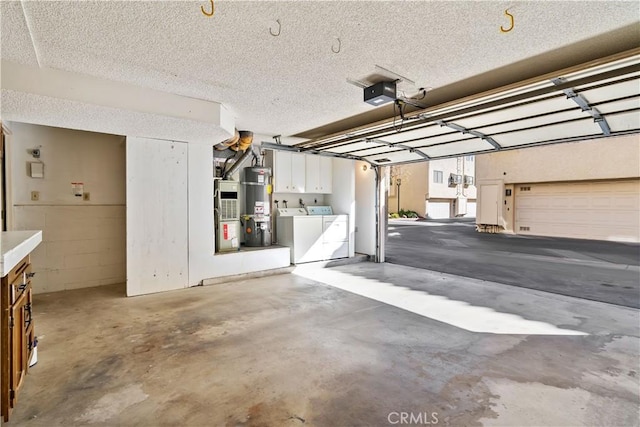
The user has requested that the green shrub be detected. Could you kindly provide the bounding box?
[390,209,419,219]
[398,209,419,218]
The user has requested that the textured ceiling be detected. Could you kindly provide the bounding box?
[1,1,639,140]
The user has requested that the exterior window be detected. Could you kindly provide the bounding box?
[433,170,443,183]
[465,155,474,162]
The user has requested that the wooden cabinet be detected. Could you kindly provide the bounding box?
[305,156,333,194]
[273,151,306,193]
[1,255,35,422]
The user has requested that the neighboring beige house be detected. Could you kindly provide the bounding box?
[475,134,640,243]
[389,156,477,219]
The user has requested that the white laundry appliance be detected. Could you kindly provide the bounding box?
[306,206,350,261]
[276,208,324,264]
[276,206,350,264]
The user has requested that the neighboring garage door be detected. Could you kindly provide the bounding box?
[427,201,450,219]
[466,201,477,218]
[515,180,640,242]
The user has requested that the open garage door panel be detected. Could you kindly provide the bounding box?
[285,49,640,166]
[514,180,640,243]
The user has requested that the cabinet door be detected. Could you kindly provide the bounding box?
[9,291,27,409]
[295,217,324,263]
[274,151,292,192]
[319,156,333,193]
[305,155,320,193]
[290,153,306,193]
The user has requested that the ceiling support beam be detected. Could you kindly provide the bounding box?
[552,78,611,136]
[362,138,431,159]
[435,120,502,150]
[260,141,365,162]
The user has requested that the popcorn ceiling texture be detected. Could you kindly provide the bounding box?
[0,1,39,66]
[1,1,639,137]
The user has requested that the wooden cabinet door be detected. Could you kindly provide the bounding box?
[1,279,9,421]
[9,291,27,409]
[2,255,34,422]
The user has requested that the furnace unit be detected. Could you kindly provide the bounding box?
[214,179,241,252]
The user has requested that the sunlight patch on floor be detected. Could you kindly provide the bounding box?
[293,266,588,336]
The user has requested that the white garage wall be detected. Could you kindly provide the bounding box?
[9,122,126,293]
[126,140,290,294]
[126,137,189,296]
[354,161,376,256]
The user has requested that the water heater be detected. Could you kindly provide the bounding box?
[242,167,272,247]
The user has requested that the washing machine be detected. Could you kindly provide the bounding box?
[306,206,349,260]
[276,208,323,264]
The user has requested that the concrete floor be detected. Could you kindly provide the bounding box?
[386,218,640,308]
[12,262,640,426]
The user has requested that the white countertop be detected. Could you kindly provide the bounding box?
[1,230,43,276]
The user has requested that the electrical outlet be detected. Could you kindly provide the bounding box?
[83,192,90,201]
[31,191,39,201]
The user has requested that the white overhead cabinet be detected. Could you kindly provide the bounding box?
[270,150,332,194]
[273,151,306,193]
[305,155,333,194]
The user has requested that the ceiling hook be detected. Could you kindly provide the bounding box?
[269,19,281,37]
[500,9,514,33]
[332,38,341,54]
[200,0,214,17]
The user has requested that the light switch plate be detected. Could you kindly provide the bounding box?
[83,192,90,201]
[29,162,44,178]
[31,191,39,201]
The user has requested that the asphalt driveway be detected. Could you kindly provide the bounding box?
[386,218,640,308]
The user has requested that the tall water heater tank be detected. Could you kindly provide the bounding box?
[242,167,272,247]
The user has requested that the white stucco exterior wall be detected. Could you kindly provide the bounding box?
[476,134,640,184]
[475,134,640,233]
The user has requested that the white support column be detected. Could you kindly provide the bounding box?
[376,165,390,263]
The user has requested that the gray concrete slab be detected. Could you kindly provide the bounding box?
[386,219,640,308]
[12,262,640,426]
